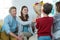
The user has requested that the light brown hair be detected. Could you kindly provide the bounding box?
[9,6,16,13]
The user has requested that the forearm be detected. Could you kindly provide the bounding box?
[18,17,32,25]
[20,20,32,25]
[9,32,18,39]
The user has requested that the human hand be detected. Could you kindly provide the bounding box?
[32,18,36,23]
[17,36,22,40]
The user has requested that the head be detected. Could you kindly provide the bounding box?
[21,6,28,15]
[20,6,29,21]
[9,6,17,17]
[56,1,60,13]
[43,3,52,15]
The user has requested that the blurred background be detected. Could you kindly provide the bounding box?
[0,0,60,40]
[0,0,60,20]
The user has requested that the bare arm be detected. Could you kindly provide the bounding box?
[9,32,22,40]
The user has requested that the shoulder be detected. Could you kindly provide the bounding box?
[17,16,21,20]
[4,15,11,22]
[5,14,13,19]
[16,16,22,22]
[53,13,60,19]
[49,17,54,20]
[4,15,11,20]
[36,18,41,22]
[50,17,54,22]
[47,17,54,22]
[36,17,43,20]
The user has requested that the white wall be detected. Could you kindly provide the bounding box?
[12,0,40,20]
[0,0,12,20]
[0,0,60,20]
[12,0,57,19]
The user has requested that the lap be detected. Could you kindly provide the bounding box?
[1,32,17,40]
[20,32,32,37]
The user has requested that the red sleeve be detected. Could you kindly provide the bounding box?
[51,17,54,24]
[36,19,40,29]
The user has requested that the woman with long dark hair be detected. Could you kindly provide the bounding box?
[18,6,34,40]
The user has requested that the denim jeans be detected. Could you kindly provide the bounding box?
[38,36,51,40]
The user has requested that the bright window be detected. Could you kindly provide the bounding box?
[0,0,12,20]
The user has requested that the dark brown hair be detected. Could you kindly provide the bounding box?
[43,3,52,15]
[19,6,29,21]
[9,6,16,13]
[56,1,60,12]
